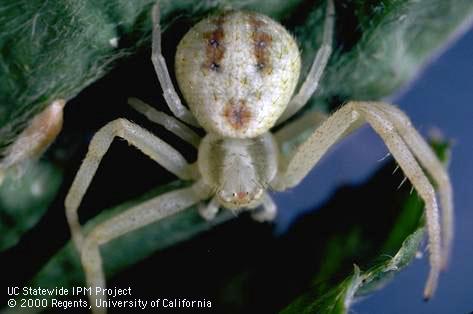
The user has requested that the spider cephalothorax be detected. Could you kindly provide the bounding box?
[198,133,278,209]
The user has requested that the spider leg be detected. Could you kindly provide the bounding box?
[358,103,442,299]
[198,196,220,220]
[271,101,446,299]
[151,2,199,126]
[128,97,201,148]
[275,110,328,145]
[271,103,357,190]
[377,104,453,269]
[65,118,198,251]
[251,193,277,222]
[81,181,210,313]
[274,110,328,156]
[276,0,334,124]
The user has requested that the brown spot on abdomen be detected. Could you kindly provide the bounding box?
[223,99,252,130]
[250,16,272,75]
[203,16,226,72]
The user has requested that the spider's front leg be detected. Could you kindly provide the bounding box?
[378,104,453,267]
[65,118,198,250]
[81,181,210,313]
[64,118,210,313]
[271,101,452,299]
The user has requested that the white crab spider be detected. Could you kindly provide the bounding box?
[65,0,453,312]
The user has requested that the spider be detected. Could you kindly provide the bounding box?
[65,0,453,312]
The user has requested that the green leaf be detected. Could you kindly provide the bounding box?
[0,160,62,251]
[281,228,425,314]
[318,0,473,101]
[281,138,450,314]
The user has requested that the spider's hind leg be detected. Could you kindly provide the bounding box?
[151,2,198,126]
[276,0,335,124]
[128,97,202,148]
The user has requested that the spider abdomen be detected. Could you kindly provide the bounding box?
[175,11,301,138]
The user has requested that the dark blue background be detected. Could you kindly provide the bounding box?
[274,24,473,313]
